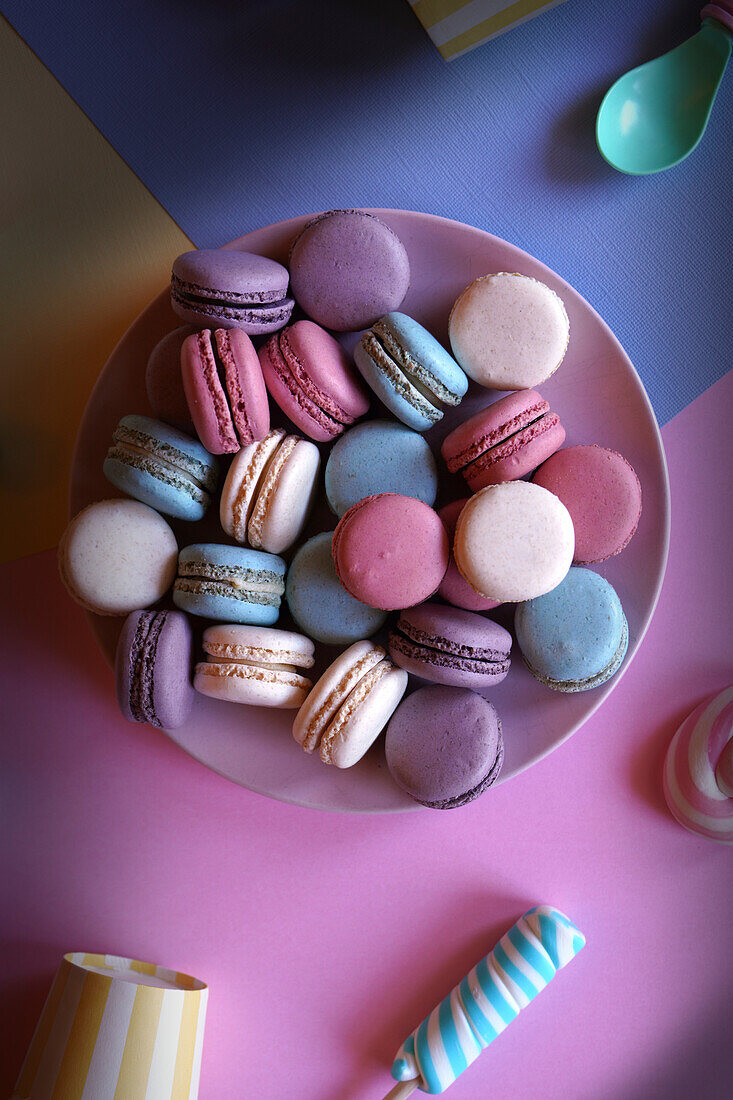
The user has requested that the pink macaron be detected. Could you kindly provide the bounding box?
[259,320,370,442]
[332,493,449,611]
[533,444,642,563]
[441,389,565,490]
[181,328,270,454]
[437,499,501,612]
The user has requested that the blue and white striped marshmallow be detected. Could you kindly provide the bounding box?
[391,906,585,1094]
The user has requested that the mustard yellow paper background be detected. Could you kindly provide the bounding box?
[0,18,192,562]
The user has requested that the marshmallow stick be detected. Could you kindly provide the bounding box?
[383,905,585,1096]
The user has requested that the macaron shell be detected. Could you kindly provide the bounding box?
[441,389,565,488]
[454,482,574,603]
[533,444,642,563]
[325,420,438,517]
[449,273,569,390]
[115,610,194,729]
[437,499,501,612]
[515,567,628,691]
[388,604,511,690]
[293,641,384,752]
[171,249,294,333]
[286,533,388,646]
[289,210,410,332]
[332,493,449,611]
[58,500,178,616]
[219,431,284,543]
[321,662,408,768]
[145,326,196,431]
[181,328,269,454]
[385,686,503,808]
[353,338,437,431]
[248,436,321,554]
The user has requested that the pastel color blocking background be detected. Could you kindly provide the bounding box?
[1,0,731,1097]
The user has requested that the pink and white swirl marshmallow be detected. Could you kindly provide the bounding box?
[663,685,733,844]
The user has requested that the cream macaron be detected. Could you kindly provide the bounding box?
[449,272,569,390]
[293,641,407,768]
[194,624,315,708]
[454,481,574,603]
[220,428,320,554]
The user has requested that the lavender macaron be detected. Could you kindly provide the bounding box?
[115,609,195,729]
[289,210,410,331]
[171,249,294,334]
[388,604,511,690]
[385,686,504,809]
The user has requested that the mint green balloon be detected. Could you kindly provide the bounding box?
[596,17,732,175]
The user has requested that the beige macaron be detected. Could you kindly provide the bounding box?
[220,428,320,554]
[449,272,569,390]
[293,641,408,768]
[194,624,315,709]
[454,481,574,603]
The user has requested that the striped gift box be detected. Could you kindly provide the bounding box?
[408,0,569,60]
[13,953,208,1100]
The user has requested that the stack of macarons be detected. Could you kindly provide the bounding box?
[59,208,642,806]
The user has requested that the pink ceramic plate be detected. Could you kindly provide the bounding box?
[71,211,670,813]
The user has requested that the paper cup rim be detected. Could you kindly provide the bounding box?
[63,952,208,992]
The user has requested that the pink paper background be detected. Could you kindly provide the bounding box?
[3,371,732,1098]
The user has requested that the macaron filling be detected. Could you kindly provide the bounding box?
[106,423,216,502]
[372,319,463,409]
[174,560,285,607]
[318,659,394,765]
[521,615,629,692]
[224,430,286,543]
[196,638,313,694]
[389,620,511,677]
[171,272,292,313]
[446,399,556,473]
[359,330,442,424]
[127,610,166,726]
[263,329,357,435]
[298,646,385,754]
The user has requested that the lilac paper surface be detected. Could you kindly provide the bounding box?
[3,0,732,424]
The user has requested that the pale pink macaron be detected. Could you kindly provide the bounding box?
[449,272,569,390]
[293,640,407,767]
[259,320,369,442]
[181,328,270,454]
[663,685,733,844]
[533,444,642,563]
[220,428,320,554]
[442,390,565,491]
[332,493,449,611]
[437,499,500,612]
[58,499,178,615]
[454,481,574,603]
[194,624,315,709]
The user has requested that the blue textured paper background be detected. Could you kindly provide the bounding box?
[4,0,731,424]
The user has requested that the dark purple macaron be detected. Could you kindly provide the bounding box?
[171,249,294,334]
[289,210,410,332]
[145,326,197,432]
[385,686,503,809]
[115,609,195,729]
[388,603,511,690]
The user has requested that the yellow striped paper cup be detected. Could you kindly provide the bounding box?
[13,953,208,1100]
[408,0,569,60]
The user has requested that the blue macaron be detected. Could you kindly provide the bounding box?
[286,532,387,645]
[173,543,286,625]
[324,419,439,517]
[353,312,468,431]
[514,567,629,692]
[103,414,218,521]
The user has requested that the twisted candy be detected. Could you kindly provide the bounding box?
[663,685,733,844]
[391,906,585,1094]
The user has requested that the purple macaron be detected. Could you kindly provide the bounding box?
[115,609,195,729]
[171,249,294,334]
[385,686,504,809]
[145,326,196,432]
[388,603,511,689]
[289,210,410,332]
